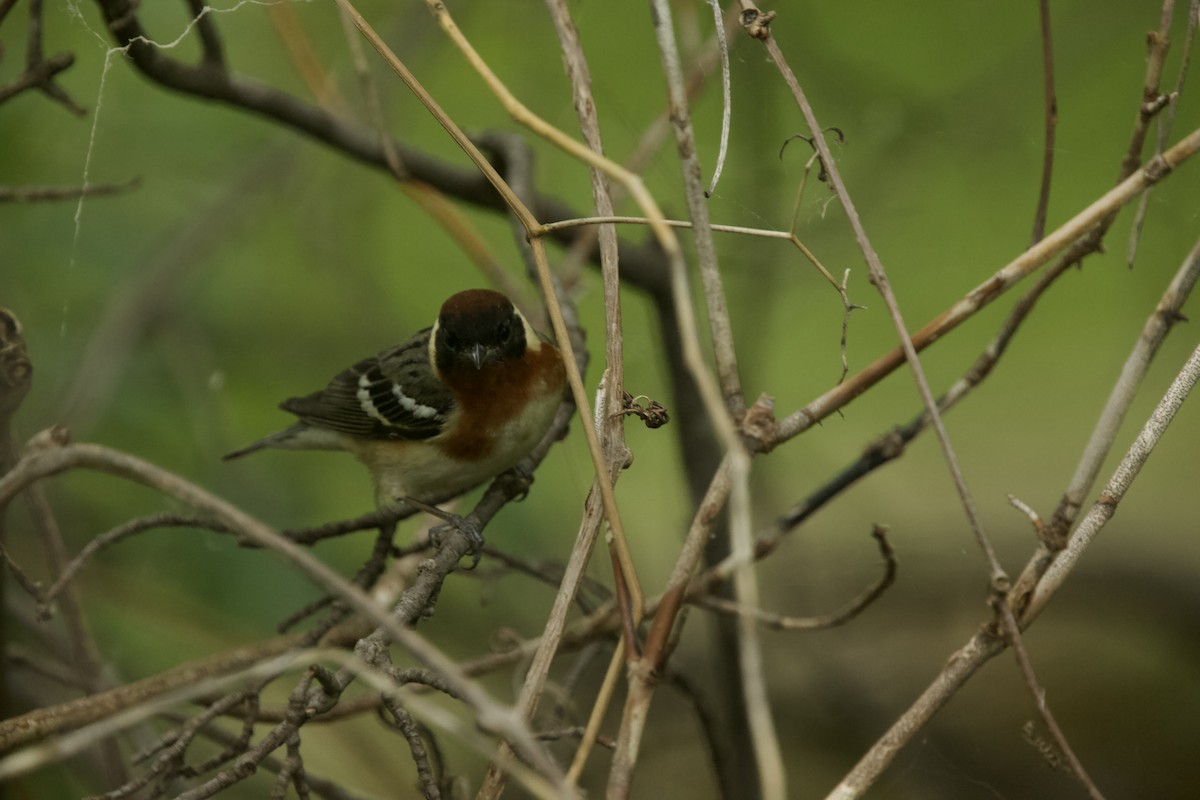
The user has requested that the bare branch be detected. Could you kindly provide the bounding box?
[776,124,1200,444]
[1043,235,1200,543]
[1031,0,1057,244]
[0,440,567,788]
[651,0,744,416]
[703,0,733,198]
[991,597,1106,800]
[1025,340,1200,622]
[699,526,896,630]
[739,1,1007,594]
[1128,0,1197,265]
[824,335,1200,800]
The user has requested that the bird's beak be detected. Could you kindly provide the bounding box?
[470,343,486,369]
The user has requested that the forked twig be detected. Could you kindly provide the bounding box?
[776,124,1200,444]
[699,526,896,630]
[825,314,1200,800]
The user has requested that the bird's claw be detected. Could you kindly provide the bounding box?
[405,497,484,568]
[500,461,535,501]
[429,515,484,568]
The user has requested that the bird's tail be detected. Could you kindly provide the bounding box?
[222,424,308,461]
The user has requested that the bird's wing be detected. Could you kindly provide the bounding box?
[280,328,455,441]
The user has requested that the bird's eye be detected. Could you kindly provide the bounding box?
[443,331,461,349]
[497,319,512,341]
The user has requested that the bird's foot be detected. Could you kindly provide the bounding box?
[404,498,484,568]
[498,460,535,501]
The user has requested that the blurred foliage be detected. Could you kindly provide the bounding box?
[2,1,1199,798]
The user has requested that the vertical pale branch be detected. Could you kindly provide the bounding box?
[337,0,644,620]
[474,1,630,796]
[543,0,635,788]
[650,0,744,416]
[738,7,1006,583]
[643,4,774,799]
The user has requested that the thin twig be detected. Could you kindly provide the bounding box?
[824,332,1200,800]
[1026,341,1200,621]
[605,4,763,795]
[1042,235,1200,545]
[992,598,1106,800]
[0,441,567,788]
[699,526,895,630]
[703,0,732,197]
[1128,0,1196,265]
[42,513,232,607]
[1031,0,1057,244]
[651,0,744,416]
[775,124,1200,445]
[0,543,43,599]
[0,178,140,203]
[341,0,643,624]
[475,5,627,793]
[742,0,1007,596]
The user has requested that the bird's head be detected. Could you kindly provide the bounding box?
[432,289,531,373]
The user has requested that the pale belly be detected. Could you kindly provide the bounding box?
[348,389,560,508]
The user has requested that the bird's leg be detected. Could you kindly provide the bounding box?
[497,458,536,501]
[403,497,485,568]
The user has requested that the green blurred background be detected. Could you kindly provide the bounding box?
[3,1,1199,797]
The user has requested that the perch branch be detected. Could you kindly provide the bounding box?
[0,440,567,787]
